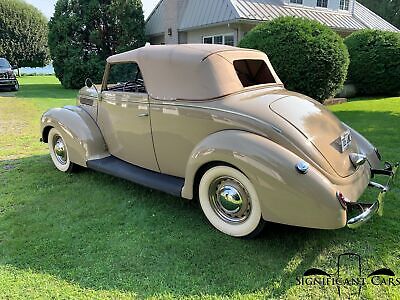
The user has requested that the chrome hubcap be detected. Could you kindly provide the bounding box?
[209,176,251,224]
[53,135,67,165]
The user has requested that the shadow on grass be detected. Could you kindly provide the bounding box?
[0,110,399,298]
[16,83,78,100]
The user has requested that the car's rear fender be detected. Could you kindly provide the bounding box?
[183,130,347,229]
[41,105,108,167]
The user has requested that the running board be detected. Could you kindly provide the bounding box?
[87,156,184,197]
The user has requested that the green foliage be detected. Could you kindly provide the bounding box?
[239,17,349,102]
[0,0,49,67]
[358,0,400,29]
[48,0,146,89]
[345,30,400,96]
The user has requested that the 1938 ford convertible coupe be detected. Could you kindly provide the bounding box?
[40,44,398,237]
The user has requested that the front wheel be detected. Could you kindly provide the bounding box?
[11,81,19,91]
[199,166,265,238]
[48,128,75,173]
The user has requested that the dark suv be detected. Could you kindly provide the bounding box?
[0,58,19,91]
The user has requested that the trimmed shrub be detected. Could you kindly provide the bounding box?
[0,0,49,67]
[239,17,349,102]
[49,0,146,89]
[345,30,400,96]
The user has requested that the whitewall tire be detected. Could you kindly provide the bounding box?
[199,166,264,238]
[48,128,74,173]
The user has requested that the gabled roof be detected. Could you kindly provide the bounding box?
[146,0,399,35]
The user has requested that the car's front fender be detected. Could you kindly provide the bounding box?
[183,130,346,229]
[41,106,108,167]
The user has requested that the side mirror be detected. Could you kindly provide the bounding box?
[12,65,18,70]
[85,78,93,88]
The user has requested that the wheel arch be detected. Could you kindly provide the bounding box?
[41,106,109,167]
[182,130,346,229]
[192,160,243,201]
[42,125,53,143]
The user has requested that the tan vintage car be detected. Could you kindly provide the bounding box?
[40,44,398,237]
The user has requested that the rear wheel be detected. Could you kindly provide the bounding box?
[199,166,265,238]
[48,128,75,173]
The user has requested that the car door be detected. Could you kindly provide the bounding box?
[98,62,159,172]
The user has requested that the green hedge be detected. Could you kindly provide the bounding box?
[239,17,349,102]
[345,30,400,96]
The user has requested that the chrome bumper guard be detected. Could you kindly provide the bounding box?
[347,162,399,229]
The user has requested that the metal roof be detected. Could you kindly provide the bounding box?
[146,0,399,35]
[180,0,238,30]
[353,2,399,32]
[230,0,367,31]
[146,0,167,35]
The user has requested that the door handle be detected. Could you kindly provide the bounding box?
[137,112,149,117]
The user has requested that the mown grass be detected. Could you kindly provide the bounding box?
[0,77,399,299]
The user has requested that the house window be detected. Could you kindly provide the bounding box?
[316,0,328,7]
[290,0,303,4]
[340,0,350,10]
[214,35,223,45]
[203,37,213,44]
[224,35,234,46]
[203,34,235,46]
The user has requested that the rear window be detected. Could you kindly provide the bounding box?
[233,59,276,88]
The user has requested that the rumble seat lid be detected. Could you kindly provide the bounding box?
[270,96,357,177]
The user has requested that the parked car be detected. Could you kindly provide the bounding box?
[0,58,19,91]
[40,44,398,237]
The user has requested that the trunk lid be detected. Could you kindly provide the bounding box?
[270,96,357,177]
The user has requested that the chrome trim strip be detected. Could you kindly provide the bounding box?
[149,101,282,134]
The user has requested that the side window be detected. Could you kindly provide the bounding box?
[106,62,146,93]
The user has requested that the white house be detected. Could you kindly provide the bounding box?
[146,0,399,46]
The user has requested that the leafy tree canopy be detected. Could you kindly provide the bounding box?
[0,0,49,67]
[49,0,146,89]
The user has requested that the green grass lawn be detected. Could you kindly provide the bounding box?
[0,76,399,299]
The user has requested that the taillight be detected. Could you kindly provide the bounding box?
[336,191,348,209]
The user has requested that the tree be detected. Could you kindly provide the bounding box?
[239,17,349,102]
[0,0,49,67]
[49,0,146,89]
[358,0,400,29]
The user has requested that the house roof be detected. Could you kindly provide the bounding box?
[146,0,399,35]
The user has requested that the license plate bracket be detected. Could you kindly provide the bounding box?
[340,130,352,153]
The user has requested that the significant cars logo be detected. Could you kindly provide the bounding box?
[296,253,400,298]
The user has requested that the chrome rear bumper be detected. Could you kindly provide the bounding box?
[347,162,398,229]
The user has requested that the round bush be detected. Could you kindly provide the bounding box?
[239,17,349,102]
[345,30,400,96]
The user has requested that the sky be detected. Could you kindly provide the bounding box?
[25,0,160,19]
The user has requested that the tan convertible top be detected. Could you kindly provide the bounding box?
[107,44,282,101]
